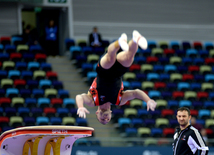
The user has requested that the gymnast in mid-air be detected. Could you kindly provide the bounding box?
[76,30,157,125]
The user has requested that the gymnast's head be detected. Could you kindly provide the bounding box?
[96,109,112,125]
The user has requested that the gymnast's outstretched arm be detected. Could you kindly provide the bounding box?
[76,92,95,118]
[120,89,157,111]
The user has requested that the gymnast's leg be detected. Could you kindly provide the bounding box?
[100,33,128,69]
[117,30,148,67]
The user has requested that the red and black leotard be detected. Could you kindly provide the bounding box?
[89,59,129,106]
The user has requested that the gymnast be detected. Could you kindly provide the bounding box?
[76,30,157,125]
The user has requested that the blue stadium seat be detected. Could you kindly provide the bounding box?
[36,116,49,125]
[159,73,170,82]
[179,100,192,108]
[168,100,179,110]
[8,70,20,80]
[4,44,16,53]
[27,62,40,71]
[76,118,88,126]
[153,65,164,73]
[125,127,137,137]
[147,40,157,50]
[159,57,169,65]
[194,58,204,66]
[22,53,35,62]
[15,62,27,71]
[50,117,62,125]
[144,119,155,128]
[138,109,149,119]
[31,107,43,118]
[135,73,146,81]
[58,89,69,99]
[204,101,214,109]
[19,89,32,98]
[199,50,209,58]
[29,45,43,53]
[194,74,204,83]
[27,80,39,90]
[164,65,177,73]
[175,49,186,57]
[63,98,75,109]
[130,81,141,89]
[161,91,172,100]
[148,90,161,100]
[6,88,19,98]
[198,109,210,119]
[0,44,4,52]
[205,74,214,82]
[18,107,30,117]
[23,117,36,126]
[190,83,201,91]
[25,98,37,108]
[52,81,63,90]
[186,49,198,58]
[40,62,52,72]
[204,42,214,51]
[5,107,16,117]
[57,108,69,118]
[118,118,131,132]
[177,82,190,91]
[177,65,188,73]
[169,41,180,50]
[32,89,44,99]
[65,38,75,50]
[147,73,159,82]
[182,57,192,66]
[21,70,33,80]
[87,71,97,85]
[151,128,163,137]
[0,53,9,62]
[134,56,146,64]
[0,70,7,80]
[38,97,50,108]
[39,79,52,89]
[166,83,177,91]
[70,46,82,59]
[123,81,130,89]
[131,118,143,128]
[139,49,151,57]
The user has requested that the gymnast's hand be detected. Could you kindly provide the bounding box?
[77,107,90,118]
[146,99,157,111]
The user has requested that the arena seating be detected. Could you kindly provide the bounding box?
[65,38,214,143]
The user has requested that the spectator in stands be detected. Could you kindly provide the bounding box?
[173,107,209,155]
[76,30,157,125]
[190,116,203,131]
[88,26,102,47]
[22,24,39,46]
[45,19,58,56]
[201,128,209,146]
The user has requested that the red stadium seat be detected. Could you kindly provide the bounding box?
[154,82,166,91]
[205,58,214,66]
[193,41,202,51]
[129,64,141,73]
[51,98,63,108]
[188,66,199,74]
[0,36,11,45]
[10,53,22,62]
[190,109,198,117]
[182,74,194,82]
[197,92,209,101]
[161,109,174,119]
[46,71,58,81]
[163,128,175,138]
[35,53,47,63]
[146,56,158,64]
[172,91,184,100]
[0,116,9,128]
[164,49,175,57]
[0,97,11,108]
[14,79,26,89]
[43,107,56,118]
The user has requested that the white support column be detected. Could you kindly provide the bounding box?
[68,0,74,38]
